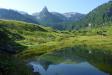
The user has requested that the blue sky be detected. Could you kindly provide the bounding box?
[0,0,109,14]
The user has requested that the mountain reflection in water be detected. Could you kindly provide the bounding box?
[29,62,109,75]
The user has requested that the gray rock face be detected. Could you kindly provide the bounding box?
[63,12,85,21]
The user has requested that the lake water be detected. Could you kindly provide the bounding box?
[28,47,112,75]
[29,61,109,75]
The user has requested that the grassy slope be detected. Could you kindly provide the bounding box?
[0,20,112,58]
[19,25,112,59]
[0,20,111,57]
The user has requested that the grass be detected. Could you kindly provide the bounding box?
[9,21,111,59]
[0,20,112,59]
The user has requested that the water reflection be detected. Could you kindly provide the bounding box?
[29,62,109,75]
[29,46,112,75]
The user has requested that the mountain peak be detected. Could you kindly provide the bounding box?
[41,6,49,13]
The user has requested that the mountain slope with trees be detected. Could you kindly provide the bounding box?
[72,1,112,29]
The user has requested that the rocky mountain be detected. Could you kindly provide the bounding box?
[1,1,112,30]
[0,8,38,24]
[63,12,85,22]
[33,7,65,27]
[33,6,85,29]
[0,7,85,30]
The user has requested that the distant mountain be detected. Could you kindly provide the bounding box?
[33,6,85,29]
[0,8,38,24]
[51,12,67,21]
[33,7,65,27]
[0,7,85,30]
[63,12,85,22]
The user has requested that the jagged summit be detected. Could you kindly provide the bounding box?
[42,6,48,11]
[40,6,49,14]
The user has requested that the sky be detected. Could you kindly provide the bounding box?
[0,0,110,14]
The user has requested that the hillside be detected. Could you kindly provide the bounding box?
[72,1,112,29]
[84,1,112,26]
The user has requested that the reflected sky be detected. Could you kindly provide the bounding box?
[29,62,108,75]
